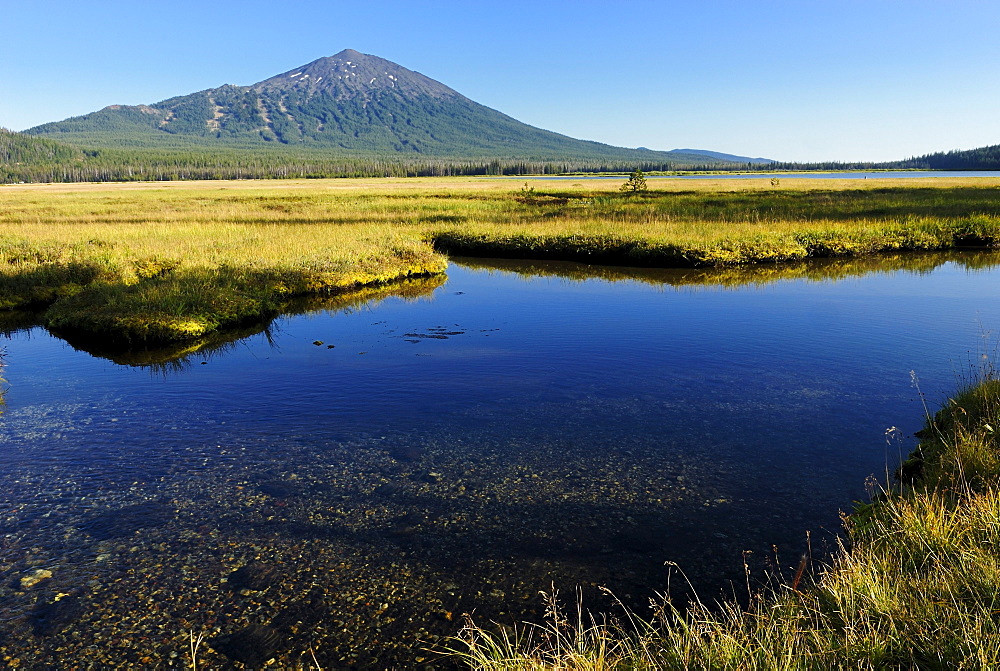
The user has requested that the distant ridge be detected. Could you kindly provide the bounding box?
[26,49,729,166]
[672,149,775,164]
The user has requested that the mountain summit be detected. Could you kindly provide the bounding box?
[253,49,460,101]
[26,50,729,165]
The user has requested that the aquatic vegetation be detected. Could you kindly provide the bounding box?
[452,375,1000,669]
[42,252,444,344]
[432,210,1000,268]
[430,180,1000,266]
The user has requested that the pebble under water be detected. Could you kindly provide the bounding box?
[1,253,999,668]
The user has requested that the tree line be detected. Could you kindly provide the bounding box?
[1,129,739,183]
[8,127,1000,185]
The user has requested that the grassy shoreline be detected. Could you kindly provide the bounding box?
[453,374,1000,669]
[2,176,999,343]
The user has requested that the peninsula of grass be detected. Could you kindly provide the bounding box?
[0,180,450,342]
[453,373,1000,669]
[2,175,999,344]
[431,178,1000,266]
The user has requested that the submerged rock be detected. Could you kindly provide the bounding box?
[31,592,84,637]
[389,444,424,463]
[227,561,279,593]
[211,623,282,667]
[271,587,328,632]
[20,568,53,590]
[422,471,444,484]
[79,502,173,540]
[257,479,303,498]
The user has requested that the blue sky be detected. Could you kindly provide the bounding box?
[2,0,998,162]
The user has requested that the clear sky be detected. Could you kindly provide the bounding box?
[2,0,998,163]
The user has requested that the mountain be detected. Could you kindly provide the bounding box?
[25,49,725,165]
[672,149,775,164]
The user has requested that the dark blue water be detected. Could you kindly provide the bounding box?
[1,253,998,666]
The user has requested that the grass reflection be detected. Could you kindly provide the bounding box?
[54,274,446,369]
[454,250,1000,289]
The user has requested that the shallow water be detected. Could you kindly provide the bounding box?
[1,252,999,667]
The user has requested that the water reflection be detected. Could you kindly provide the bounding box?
[29,252,1000,371]
[53,274,447,370]
[0,310,40,337]
[455,250,1000,288]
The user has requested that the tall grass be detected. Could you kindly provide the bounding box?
[2,176,999,343]
[451,374,1000,669]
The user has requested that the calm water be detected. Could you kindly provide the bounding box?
[1,253,999,667]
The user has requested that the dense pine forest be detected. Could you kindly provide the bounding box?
[745,145,1000,172]
[897,144,1000,170]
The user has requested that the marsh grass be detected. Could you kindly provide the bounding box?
[2,177,1000,342]
[427,180,1000,266]
[451,373,1000,669]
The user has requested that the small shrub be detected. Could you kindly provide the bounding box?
[620,169,648,193]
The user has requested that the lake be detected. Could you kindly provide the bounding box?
[1,252,998,667]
